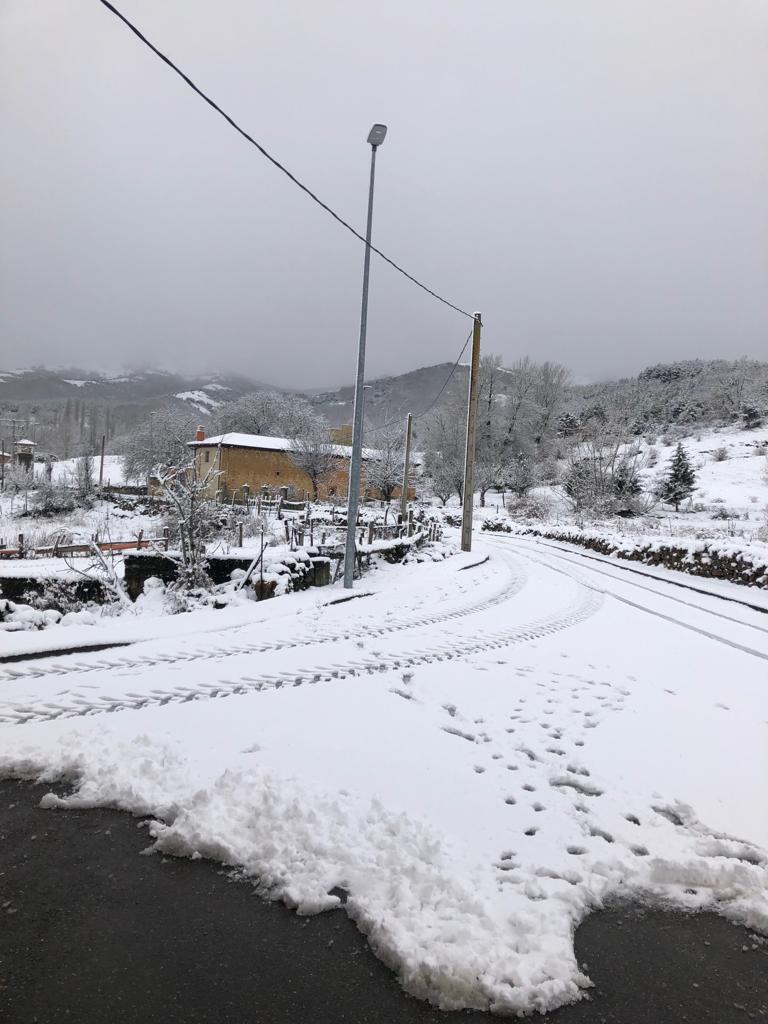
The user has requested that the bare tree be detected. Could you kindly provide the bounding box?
[532,361,571,443]
[119,406,198,484]
[422,396,466,504]
[75,453,94,498]
[288,418,339,500]
[216,391,317,439]
[153,458,223,590]
[563,431,648,516]
[502,357,540,438]
[365,423,404,503]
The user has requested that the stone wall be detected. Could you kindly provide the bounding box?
[124,550,332,600]
[194,445,412,503]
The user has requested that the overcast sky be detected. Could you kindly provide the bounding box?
[1,1,767,388]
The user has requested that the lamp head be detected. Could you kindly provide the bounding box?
[367,124,387,147]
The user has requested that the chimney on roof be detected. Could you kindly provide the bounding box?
[195,425,205,442]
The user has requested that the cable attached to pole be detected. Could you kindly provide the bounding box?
[96,0,475,321]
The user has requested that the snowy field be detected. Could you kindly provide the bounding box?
[1,534,766,1015]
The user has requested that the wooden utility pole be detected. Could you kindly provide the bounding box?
[460,313,482,552]
[98,434,106,491]
[400,412,413,520]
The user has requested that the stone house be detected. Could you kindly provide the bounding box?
[188,429,408,502]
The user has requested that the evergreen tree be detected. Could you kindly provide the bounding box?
[660,443,696,511]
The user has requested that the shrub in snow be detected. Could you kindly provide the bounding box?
[481,516,512,533]
[22,579,96,616]
[537,456,561,485]
[0,598,62,631]
[712,446,729,462]
[742,405,763,430]
[441,511,463,529]
[507,494,553,521]
[31,480,79,517]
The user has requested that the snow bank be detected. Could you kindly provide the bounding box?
[8,727,767,1014]
[20,734,589,1014]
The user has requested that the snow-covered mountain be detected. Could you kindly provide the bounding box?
[0,368,268,412]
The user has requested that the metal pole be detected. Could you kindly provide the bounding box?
[344,143,379,588]
[460,313,482,552]
[98,434,106,491]
[400,412,413,520]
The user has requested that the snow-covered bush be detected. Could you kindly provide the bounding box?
[481,515,512,533]
[711,506,735,521]
[0,597,101,632]
[507,494,553,521]
[712,446,729,462]
[441,511,463,529]
[31,480,79,517]
[0,598,61,632]
[758,507,768,543]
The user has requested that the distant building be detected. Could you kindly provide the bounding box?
[13,439,37,471]
[188,429,411,503]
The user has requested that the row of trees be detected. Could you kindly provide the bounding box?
[421,356,570,505]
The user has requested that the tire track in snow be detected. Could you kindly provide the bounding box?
[497,540,768,663]
[503,534,768,616]
[0,553,527,688]
[0,581,602,725]
[500,536,768,636]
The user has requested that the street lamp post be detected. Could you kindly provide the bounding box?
[344,123,387,588]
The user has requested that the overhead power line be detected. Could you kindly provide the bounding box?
[365,328,473,435]
[96,0,475,321]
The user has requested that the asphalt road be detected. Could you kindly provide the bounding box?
[0,778,765,1024]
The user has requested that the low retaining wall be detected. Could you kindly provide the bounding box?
[124,550,332,601]
[482,520,768,589]
[0,574,110,606]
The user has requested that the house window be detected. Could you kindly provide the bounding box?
[204,450,210,463]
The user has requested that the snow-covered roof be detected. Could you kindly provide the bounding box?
[188,432,379,459]
[189,432,293,452]
[15,438,37,447]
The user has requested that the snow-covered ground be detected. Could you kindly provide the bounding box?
[40,455,129,489]
[0,491,159,552]
[1,534,766,1015]
[474,425,768,561]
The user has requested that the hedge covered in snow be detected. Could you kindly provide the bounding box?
[482,518,768,588]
